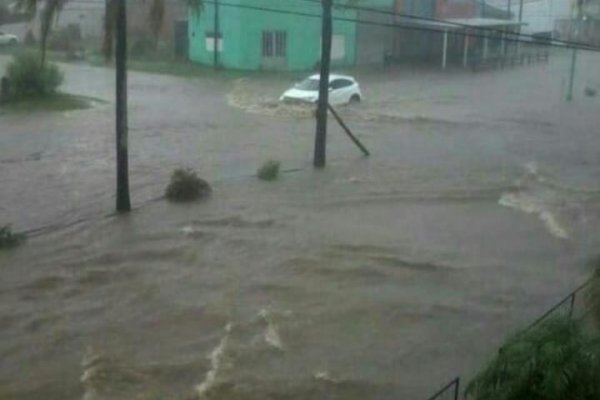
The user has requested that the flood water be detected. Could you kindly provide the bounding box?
[1,50,600,399]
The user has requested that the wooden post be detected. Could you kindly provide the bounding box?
[442,30,448,69]
[115,0,131,213]
[314,0,332,168]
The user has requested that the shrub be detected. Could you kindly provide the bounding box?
[257,160,281,181]
[466,317,600,400]
[587,256,600,328]
[4,52,64,99]
[0,225,26,249]
[165,168,211,202]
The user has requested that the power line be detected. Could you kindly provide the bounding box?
[294,0,593,50]
[197,0,600,51]
[61,0,600,51]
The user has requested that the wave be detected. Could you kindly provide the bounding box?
[498,192,568,239]
[196,323,234,399]
[258,309,285,351]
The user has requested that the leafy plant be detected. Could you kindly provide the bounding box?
[465,316,600,400]
[257,160,281,181]
[4,52,64,99]
[586,256,600,328]
[0,225,26,249]
[165,168,211,202]
[15,0,66,66]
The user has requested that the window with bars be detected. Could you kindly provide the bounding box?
[262,31,287,57]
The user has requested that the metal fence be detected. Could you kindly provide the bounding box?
[425,278,594,400]
[426,377,459,400]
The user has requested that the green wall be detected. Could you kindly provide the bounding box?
[188,0,390,70]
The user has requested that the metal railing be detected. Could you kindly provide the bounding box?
[425,278,594,400]
[426,377,459,400]
[525,279,592,331]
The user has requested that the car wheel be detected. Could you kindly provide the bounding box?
[349,94,361,104]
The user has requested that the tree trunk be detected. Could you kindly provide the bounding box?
[313,0,332,168]
[115,0,131,212]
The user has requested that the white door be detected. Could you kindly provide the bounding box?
[329,79,355,105]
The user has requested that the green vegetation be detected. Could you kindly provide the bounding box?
[0,52,91,112]
[586,257,600,328]
[0,92,91,112]
[257,160,281,181]
[165,168,212,202]
[0,225,26,249]
[466,316,600,400]
[3,52,63,98]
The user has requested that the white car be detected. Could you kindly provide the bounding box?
[0,32,18,46]
[280,74,362,106]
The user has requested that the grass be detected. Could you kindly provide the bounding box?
[257,160,281,181]
[0,225,26,249]
[0,92,93,113]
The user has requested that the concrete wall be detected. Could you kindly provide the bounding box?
[188,0,360,71]
[435,0,476,18]
[355,9,394,65]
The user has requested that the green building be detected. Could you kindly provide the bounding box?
[188,0,395,71]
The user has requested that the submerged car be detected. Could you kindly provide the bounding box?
[280,74,362,106]
[0,32,18,45]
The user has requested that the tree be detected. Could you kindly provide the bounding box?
[465,317,600,400]
[16,0,65,66]
[148,0,165,49]
[147,0,204,51]
[0,3,11,25]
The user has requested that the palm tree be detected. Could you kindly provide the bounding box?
[465,317,600,400]
[16,0,65,66]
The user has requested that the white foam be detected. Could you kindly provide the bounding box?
[195,323,233,399]
[499,193,569,239]
[181,226,195,235]
[264,323,284,350]
[313,370,340,383]
[258,308,284,351]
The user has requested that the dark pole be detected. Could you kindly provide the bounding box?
[314,0,332,168]
[115,0,131,212]
[507,0,511,16]
[213,0,219,69]
[518,0,523,23]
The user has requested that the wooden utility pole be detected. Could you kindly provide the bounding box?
[115,0,131,212]
[213,0,219,69]
[314,0,332,168]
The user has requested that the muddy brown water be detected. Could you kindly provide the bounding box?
[1,51,600,400]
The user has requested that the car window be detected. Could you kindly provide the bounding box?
[330,79,353,89]
[296,78,319,91]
